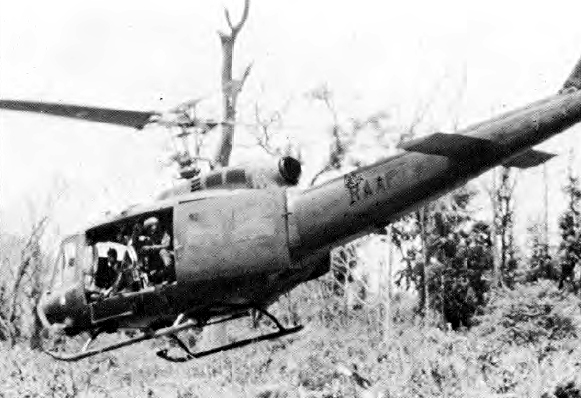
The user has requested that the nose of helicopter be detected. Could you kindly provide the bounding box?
[37,292,73,333]
[36,286,87,335]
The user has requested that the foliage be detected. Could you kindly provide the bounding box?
[0,221,50,347]
[426,220,493,329]
[526,221,559,282]
[490,167,519,287]
[2,281,581,397]
[306,84,396,185]
[474,281,581,361]
[543,381,581,398]
[392,186,494,328]
[558,170,581,290]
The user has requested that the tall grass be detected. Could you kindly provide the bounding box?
[2,281,580,397]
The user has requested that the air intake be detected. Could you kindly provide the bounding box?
[278,156,302,185]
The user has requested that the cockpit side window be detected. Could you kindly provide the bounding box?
[61,240,78,286]
[63,242,76,268]
[49,237,81,292]
[49,249,65,291]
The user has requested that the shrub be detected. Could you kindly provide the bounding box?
[474,281,581,367]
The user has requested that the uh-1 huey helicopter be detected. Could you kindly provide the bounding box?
[2,53,581,362]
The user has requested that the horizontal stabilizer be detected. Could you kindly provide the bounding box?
[502,149,556,169]
[398,133,502,158]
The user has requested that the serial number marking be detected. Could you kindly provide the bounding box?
[344,165,414,205]
[344,171,396,205]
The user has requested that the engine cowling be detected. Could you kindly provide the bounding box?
[156,156,302,199]
[246,156,302,188]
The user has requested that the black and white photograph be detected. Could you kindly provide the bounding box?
[1,0,581,396]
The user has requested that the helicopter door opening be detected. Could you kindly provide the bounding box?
[84,208,176,303]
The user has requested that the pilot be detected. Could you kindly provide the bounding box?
[139,217,174,284]
[96,248,120,293]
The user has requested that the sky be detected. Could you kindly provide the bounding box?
[1,0,580,248]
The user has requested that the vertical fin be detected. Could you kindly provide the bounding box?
[562,57,581,91]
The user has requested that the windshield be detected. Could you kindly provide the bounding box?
[49,237,78,290]
[48,234,93,291]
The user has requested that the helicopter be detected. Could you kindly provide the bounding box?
[1,53,581,362]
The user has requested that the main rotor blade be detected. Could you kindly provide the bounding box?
[0,100,158,130]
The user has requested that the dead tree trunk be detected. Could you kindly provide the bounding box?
[382,227,393,339]
[543,163,550,246]
[418,208,428,316]
[490,168,501,287]
[214,0,252,167]
[488,167,517,287]
[202,0,251,348]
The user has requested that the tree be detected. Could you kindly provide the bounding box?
[488,167,518,287]
[202,0,252,349]
[306,84,392,185]
[214,0,252,167]
[392,186,493,328]
[427,220,493,329]
[249,99,302,159]
[558,162,581,290]
[0,204,55,348]
[388,96,442,316]
[526,221,557,282]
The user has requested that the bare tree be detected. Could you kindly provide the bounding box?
[0,177,66,348]
[558,151,581,290]
[390,102,436,317]
[307,84,347,185]
[201,0,252,349]
[1,208,56,347]
[250,100,301,159]
[214,0,252,167]
[307,84,392,186]
[487,166,518,287]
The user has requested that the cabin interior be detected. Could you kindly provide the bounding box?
[80,208,175,301]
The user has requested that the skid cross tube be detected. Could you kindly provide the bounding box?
[156,307,303,362]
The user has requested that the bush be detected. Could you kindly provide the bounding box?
[473,280,581,376]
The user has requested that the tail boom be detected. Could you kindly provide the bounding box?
[290,87,581,258]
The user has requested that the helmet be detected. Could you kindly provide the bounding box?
[143,217,159,228]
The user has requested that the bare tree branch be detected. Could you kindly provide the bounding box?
[220,0,250,38]
[310,164,333,186]
[250,99,298,158]
[214,0,252,167]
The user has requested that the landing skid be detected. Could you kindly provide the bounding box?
[157,307,303,362]
[42,308,302,362]
[43,312,246,361]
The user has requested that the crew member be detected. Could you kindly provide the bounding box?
[109,252,139,294]
[95,248,119,291]
[139,217,174,284]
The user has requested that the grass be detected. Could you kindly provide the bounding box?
[2,282,581,397]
